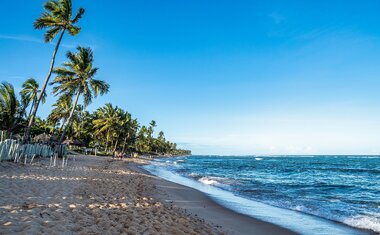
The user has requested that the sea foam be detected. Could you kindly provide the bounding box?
[343,215,380,233]
[199,176,220,186]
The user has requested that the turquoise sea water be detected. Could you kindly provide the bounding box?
[143,155,380,234]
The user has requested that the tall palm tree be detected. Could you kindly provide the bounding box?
[51,46,109,143]
[20,78,46,119]
[25,0,85,139]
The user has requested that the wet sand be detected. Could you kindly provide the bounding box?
[129,161,297,235]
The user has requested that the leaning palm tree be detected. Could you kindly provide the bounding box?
[51,46,109,143]
[25,0,85,140]
[20,78,46,119]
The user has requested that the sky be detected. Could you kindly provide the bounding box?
[1,0,380,155]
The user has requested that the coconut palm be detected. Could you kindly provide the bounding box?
[135,126,150,153]
[25,0,85,139]
[48,94,73,132]
[20,78,46,119]
[93,103,122,152]
[74,110,93,144]
[149,120,156,135]
[121,113,139,153]
[145,120,157,151]
[0,82,24,132]
[51,46,109,143]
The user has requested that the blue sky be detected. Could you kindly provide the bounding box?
[1,0,380,155]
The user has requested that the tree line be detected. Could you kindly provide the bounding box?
[0,0,190,156]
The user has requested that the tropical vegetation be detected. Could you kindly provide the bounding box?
[0,0,191,157]
[0,81,189,156]
[25,0,85,139]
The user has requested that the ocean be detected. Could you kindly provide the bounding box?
[143,155,380,235]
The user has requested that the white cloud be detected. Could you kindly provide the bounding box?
[0,34,41,43]
[0,34,75,48]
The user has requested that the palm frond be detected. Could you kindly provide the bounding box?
[53,66,76,77]
[34,12,59,29]
[82,85,93,106]
[61,0,72,20]
[72,8,85,24]
[34,0,84,42]
[90,78,109,97]
[44,26,61,42]
[44,0,60,13]
[67,25,80,36]
[40,89,47,104]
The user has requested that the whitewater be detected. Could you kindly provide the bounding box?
[144,155,380,234]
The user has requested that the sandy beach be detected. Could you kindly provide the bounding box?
[0,155,296,234]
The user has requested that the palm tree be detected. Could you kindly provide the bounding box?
[0,82,18,131]
[75,110,93,144]
[93,103,122,152]
[135,125,151,153]
[51,46,109,143]
[20,78,46,119]
[48,94,73,132]
[149,120,157,135]
[121,112,139,153]
[25,0,85,139]
[146,120,157,151]
[156,131,167,154]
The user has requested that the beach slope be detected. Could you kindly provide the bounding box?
[0,155,295,234]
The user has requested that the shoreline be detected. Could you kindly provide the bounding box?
[128,159,298,235]
[0,155,372,234]
[140,156,373,235]
[0,154,296,234]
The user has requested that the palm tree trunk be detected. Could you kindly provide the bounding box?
[59,119,66,133]
[122,137,127,153]
[28,98,36,120]
[51,121,57,135]
[113,138,119,152]
[105,131,109,152]
[59,89,80,143]
[24,29,66,141]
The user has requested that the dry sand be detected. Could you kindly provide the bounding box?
[0,155,296,234]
